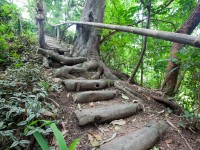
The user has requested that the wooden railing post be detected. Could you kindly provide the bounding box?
[56,26,60,40]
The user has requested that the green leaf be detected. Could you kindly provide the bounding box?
[10,141,19,148]
[33,131,50,150]
[17,121,27,126]
[69,138,80,150]
[19,140,30,145]
[50,123,68,150]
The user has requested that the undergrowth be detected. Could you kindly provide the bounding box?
[0,62,56,149]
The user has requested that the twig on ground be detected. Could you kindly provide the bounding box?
[48,97,60,107]
[166,118,193,150]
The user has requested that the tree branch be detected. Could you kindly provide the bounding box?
[128,0,151,83]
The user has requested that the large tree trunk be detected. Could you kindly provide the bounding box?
[36,0,46,48]
[71,0,118,80]
[72,0,105,58]
[161,1,200,94]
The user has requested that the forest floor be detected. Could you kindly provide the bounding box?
[46,75,200,150]
[43,35,200,150]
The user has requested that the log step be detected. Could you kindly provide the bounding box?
[74,103,142,125]
[98,120,168,150]
[73,90,119,103]
[63,79,114,91]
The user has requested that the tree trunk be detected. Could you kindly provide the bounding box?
[71,0,118,80]
[36,0,46,48]
[72,0,105,58]
[161,1,200,94]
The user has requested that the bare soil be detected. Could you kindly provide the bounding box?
[47,81,200,150]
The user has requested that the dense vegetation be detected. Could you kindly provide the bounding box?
[0,1,65,149]
[0,0,200,149]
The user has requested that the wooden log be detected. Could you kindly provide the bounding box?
[54,21,200,48]
[62,79,114,91]
[74,103,142,125]
[38,48,87,65]
[73,90,119,103]
[98,120,168,150]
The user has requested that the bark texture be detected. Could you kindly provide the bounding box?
[162,1,200,94]
[72,0,105,58]
[36,0,46,48]
[98,120,168,150]
[75,103,142,125]
[71,0,118,80]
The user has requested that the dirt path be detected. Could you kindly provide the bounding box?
[43,36,200,150]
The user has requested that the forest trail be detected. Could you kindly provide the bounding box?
[42,35,200,150]
[45,35,73,54]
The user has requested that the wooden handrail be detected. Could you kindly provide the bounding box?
[49,21,200,48]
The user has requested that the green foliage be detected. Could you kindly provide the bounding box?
[0,2,37,68]
[33,131,50,150]
[0,63,52,149]
[27,120,79,150]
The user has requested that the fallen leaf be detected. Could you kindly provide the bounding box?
[122,94,129,100]
[93,134,102,141]
[165,139,173,144]
[89,102,94,107]
[78,103,81,111]
[88,134,94,141]
[111,119,126,126]
[41,110,54,117]
[90,139,100,147]
[88,134,100,147]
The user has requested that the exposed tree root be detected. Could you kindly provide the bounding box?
[38,48,87,65]
[62,79,114,91]
[74,103,142,125]
[114,82,143,103]
[73,90,119,103]
[42,57,50,68]
[53,66,88,79]
[100,61,118,80]
[98,120,168,150]
[111,69,129,80]
[150,94,184,115]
